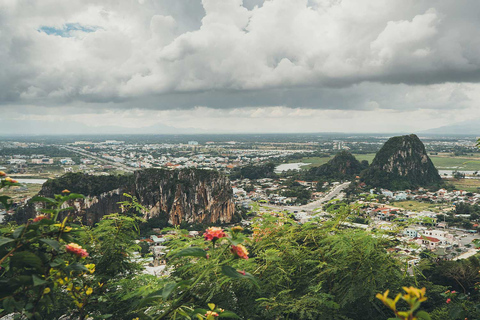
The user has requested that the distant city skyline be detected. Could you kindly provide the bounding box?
[2,1,480,134]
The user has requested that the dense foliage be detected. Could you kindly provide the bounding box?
[304,151,367,181]
[229,163,276,180]
[2,171,480,319]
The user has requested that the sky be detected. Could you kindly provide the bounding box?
[2,0,480,135]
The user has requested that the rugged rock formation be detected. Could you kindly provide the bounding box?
[305,151,367,181]
[361,134,443,190]
[15,169,236,226]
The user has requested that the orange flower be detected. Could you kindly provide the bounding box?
[231,244,249,260]
[205,311,219,317]
[65,243,89,258]
[0,171,6,177]
[5,177,18,183]
[203,227,226,241]
[33,215,49,223]
[62,189,71,193]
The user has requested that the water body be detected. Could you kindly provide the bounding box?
[275,163,309,173]
[16,178,48,184]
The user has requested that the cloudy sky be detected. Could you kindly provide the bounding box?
[2,0,480,135]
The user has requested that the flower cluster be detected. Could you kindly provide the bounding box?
[0,171,6,177]
[65,243,89,258]
[33,215,49,223]
[203,227,226,241]
[5,177,18,183]
[205,310,219,317]
[376,287,428,320]
[231,244,249,260]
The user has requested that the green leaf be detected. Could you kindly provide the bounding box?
[221,265,258,287]
[67,193,85,200]
[416,311,431,320]
[40,239,60,251]
[0,237,14,248]
[10,251,43,271]
[32,275,46,287]
[172,247,207,259]
[66,262,88,272]
[31,196,56,205]
[218,311,241,319]
[0,195,12,210]
[12,226,25,239]
[162,282,177,299]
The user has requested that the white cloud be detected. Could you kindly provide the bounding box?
[2,0,480,133]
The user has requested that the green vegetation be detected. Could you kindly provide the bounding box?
[304,151,367,181]
[445,178,480,192]
[230,163,276,180]
[392,200,442,212]
[3,171,480,319]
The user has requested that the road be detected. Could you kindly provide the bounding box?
[60,146,135,173]
[262,182,351,214]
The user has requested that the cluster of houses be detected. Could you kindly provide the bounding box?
[374,187,480,204]
[232,178,328,206]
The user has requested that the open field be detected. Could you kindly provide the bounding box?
[288,156,331,167]
[429,156,480,171]
[391,200,450,212]
[445,178,480,193]
[292,153,480,172]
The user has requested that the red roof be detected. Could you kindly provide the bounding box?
[416,236,440,243]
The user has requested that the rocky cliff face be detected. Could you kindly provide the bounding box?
[361,134,443,190]
[15,169,235,226]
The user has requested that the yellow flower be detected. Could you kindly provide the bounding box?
[231,226,244,232]
[86,287,93,295]
[85,263,96,274]
[43,287,51,294]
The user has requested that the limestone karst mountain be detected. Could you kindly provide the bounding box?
[14,169,236,226]
[361,134,443,190]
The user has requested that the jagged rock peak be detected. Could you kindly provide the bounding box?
[361,134,443,190]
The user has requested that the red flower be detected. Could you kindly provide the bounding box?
[203,227,226,241]
[237,270,246,276]
[446,298,451,304]
[33,215,49,223]
[5,177,18,183]
[231,244,249,260]
[65,243,89,258]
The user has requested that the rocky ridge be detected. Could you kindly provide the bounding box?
[15,169,235,226]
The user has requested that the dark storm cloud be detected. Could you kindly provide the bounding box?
[2,0,480,111]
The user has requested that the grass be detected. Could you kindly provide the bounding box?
[429,156,480,171]
[391,200,444,212]
[445,178,480,193]
[1,184,43,202]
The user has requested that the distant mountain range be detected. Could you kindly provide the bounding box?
[422,119,480,135]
